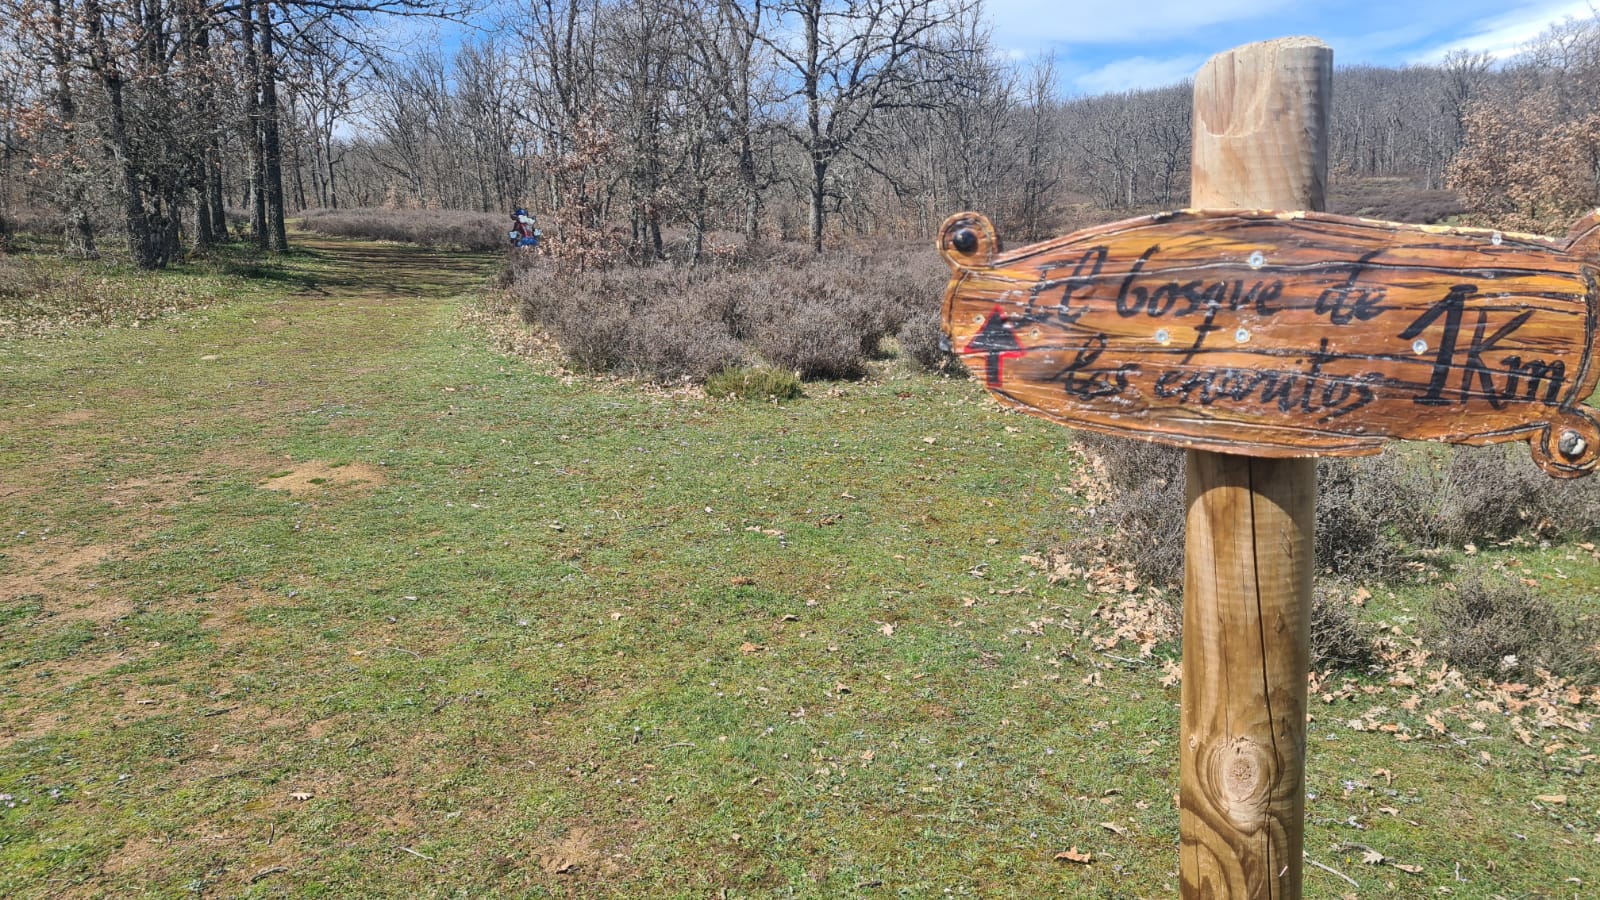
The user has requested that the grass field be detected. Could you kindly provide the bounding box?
[1,235,1596,897]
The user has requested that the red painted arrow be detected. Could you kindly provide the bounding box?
[964,305,1026,387]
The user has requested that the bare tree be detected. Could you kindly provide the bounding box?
[762,0,972,252]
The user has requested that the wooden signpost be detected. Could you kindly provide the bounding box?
[938,37,1599,897]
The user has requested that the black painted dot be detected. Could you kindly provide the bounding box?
[951,228,978,254]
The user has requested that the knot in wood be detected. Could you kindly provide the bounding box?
[1207,736,1273,832]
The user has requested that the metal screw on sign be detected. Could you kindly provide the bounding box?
[937,36,1600,899]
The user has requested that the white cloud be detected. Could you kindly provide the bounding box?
[1073,54,1207,92]
[1412,0,1597,62]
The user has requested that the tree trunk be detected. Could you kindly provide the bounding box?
[809,157,826,254]
[49,0,97,259]
[804,0,824,254]
[739,133,760,242]
[193,187,215,251]
[209,142,227,239]
[242,2,267,249]
[257,0,288,251]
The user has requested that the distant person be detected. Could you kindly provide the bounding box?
[510,208,540,249]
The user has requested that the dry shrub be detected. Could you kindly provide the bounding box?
[517,265,746,381]
[1067,433,1188,589]
[1311,586,1377,671]
[298,207,506,252]
[1315,455,1424,578]
[514,240,946,383]
[896,308,964,374]
[1068,435,1422,589]
[1423,572,1600,682]
[0,208,68,240]
[1419,444,1600,545]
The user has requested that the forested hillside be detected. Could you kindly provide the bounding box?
[3,1,1600,265]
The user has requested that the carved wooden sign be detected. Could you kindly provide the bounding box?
[939,209,1600,477]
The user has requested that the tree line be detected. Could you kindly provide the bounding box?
[3,2,1600,267]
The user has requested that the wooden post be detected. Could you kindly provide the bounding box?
[940,27,1600,896]
[1180,38,1329,898]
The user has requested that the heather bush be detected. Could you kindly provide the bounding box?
[1416,444,1600,545]
[1423,572,1600,681]
[1314,455,1424,578]
[1068,434,1422,589]
[1311,586,1378,671]
[298,207,507,252]
[0,208,68,239]
[517,264,746,381]
[896,308,963,374]
[514,240,946,383]
[1066,434,1189,589]
[1069,430,1600,588]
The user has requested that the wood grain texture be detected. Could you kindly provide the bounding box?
[1180,451,1313,899]
[1181,37,1322,900]
[937,206,1600,477]
[1191,37,1330,211]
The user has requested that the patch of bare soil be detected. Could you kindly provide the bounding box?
[1,542,109,590]
[260,461,385,495]
[100,836,167,878]
[0,541,132,625]
[539,826,605,875]
[44,408,96,427]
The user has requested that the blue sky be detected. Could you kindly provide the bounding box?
[986,0,1598,94]
[411,0,1597,98]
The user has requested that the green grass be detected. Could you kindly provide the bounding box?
[0,234,1596,897]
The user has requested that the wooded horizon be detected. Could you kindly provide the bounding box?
[3,0,1600,266]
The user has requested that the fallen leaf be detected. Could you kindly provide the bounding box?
[1100,821,1128,836]
[1392,863,1423,874]
[1536,794,1567,804]
[921,436,938,445]
[1362,849,1385,865]
[738,642,763,655]
[1054,847,1092,864]
[879,623,895,637]
[1352,586,1371,606]
[290,791,313,801]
